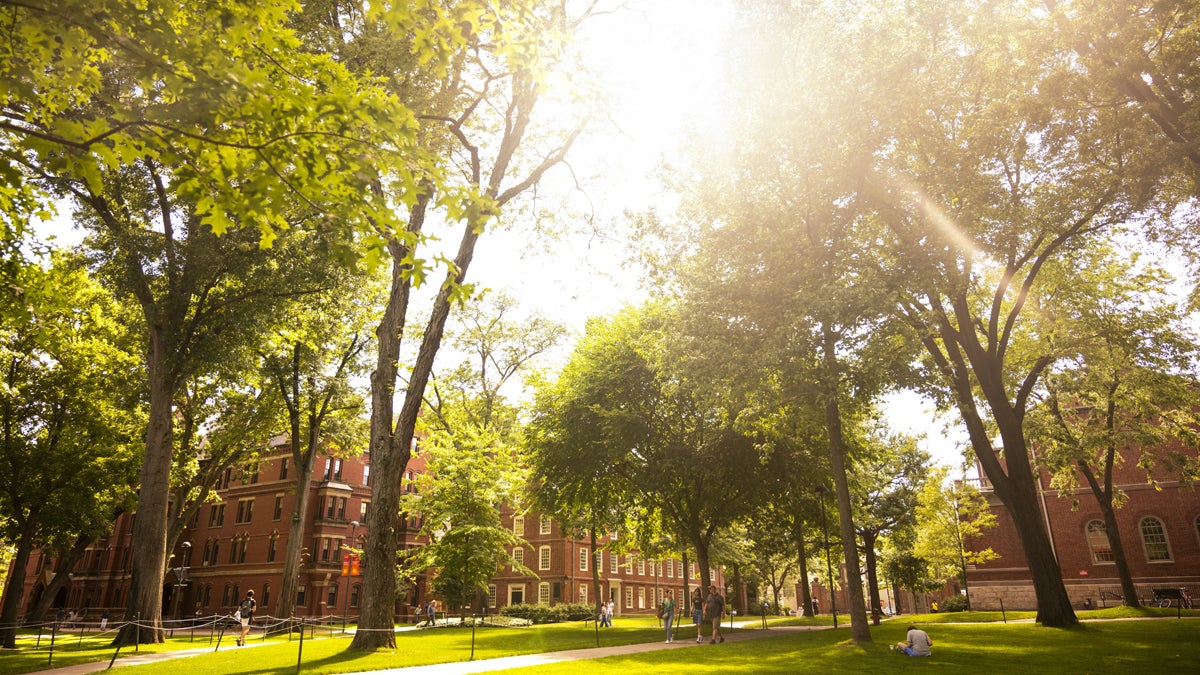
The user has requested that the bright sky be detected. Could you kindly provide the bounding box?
[29,0,970,470]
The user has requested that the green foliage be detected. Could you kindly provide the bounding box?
[911,467,998,589]
[0,253,143,645]
[940,594,969,612]
[527,302,767,589]
[498,602,594,623]
[1,1,425,258]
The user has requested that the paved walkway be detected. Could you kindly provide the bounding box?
[341,623,827,675]
[27,622,825,675]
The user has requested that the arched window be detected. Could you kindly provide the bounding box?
[513,515,524,536]
[1140,516,1172,562]
[1085,520,1114,563]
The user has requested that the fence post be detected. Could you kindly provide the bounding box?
[999,598,1007,624]
[47,619,58,667]
[134,613,140,653]
[296,618,305,675]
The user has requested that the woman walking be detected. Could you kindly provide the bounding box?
[691,587,704,643]
[661,590,676,643]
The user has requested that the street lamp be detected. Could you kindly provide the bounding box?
[342,520,358,634]
[815,486,838,629]
[172,542,191,621]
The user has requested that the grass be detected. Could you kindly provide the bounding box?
[1,612,1197,674]
[495,617,1200,674]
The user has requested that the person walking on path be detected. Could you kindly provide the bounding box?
[660,590,676,643]
[605,599,615,627]
[690,587,704,642]
[704,585,725,644]
[236,590,256,646]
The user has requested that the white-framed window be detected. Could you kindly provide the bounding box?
[540,515,552,535]
[610,553,619,574]
[667,559,674,578]
[579,548,589,572]
[513,515,524,537]
[1085,520,1114,563]
[539,545,551,571]
[488,584,497,608]
[1140,516,1172,562]
[579,584,588,604]
[626,556,633,574]
[638,558,646,576]
[594,550,602,571]
[625,586,633,609]
[638,587,645,609]
[512,547,525,570]
[538,582,551,605]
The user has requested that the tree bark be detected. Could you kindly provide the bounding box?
[0,524,36,648]
[1078,457,1140,608]
[117,338,173,645]
[822,326,871,641]
[795,526,813,617]
[862,531,881,616]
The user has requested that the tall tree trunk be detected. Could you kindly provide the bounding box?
[25,534,96,625]
[117,340,173,645]
[0,524,36,648]
[862,531,881,616]
[977,407,1077,626]
[1078,458,1140,608]
[795,526,813,617]
[822,327,871,641]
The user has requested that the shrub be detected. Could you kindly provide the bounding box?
[941,595,969,612]
[499,602,596,624]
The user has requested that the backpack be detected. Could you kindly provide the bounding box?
[239,597,255,616]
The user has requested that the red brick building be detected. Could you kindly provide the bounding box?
[490,510,724,617]
[964,445,1200,610]
[2,440,724,622]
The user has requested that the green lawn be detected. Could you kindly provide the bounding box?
[496,617,1200,674]
[1,613,1196,675]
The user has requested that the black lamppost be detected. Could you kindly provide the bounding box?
[342,520,358,634]
[172,541,191,620]
[815,486,838,629]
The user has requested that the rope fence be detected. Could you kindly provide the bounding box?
[0,610,737,673]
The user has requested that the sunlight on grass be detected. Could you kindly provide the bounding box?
[3,616,1198,675]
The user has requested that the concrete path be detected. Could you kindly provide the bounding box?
[26,622,825,675]
[339,624,827,675]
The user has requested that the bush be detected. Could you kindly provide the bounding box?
[499,602,596,624]
[941,595,969,612]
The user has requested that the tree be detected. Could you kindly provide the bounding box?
[884,552,944,616]
[1027,245,1199,607]
[403,403,531,616]
[351,0,585,649]
[0,255,141,647]
[261,270,377,621]
[3,0,428,643]
[849,0,1182,626]
[402,293,560,616]
[849,427,929,617]
[1044,0,1200,192]
[911,466,999,610]
[528,304,764,596]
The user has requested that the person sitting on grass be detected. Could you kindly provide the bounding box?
[895,625,933,656]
